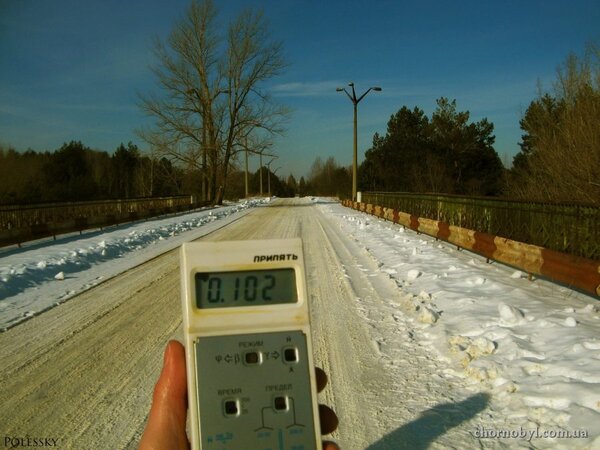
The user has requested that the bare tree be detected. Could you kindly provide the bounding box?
[509,45,600,204]
[137,0,288,203]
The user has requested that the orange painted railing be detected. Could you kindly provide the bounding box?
[343,200,600,298]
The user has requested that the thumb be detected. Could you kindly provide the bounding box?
[139,340,189,450]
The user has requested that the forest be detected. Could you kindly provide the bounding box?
[0,140,342,204]
[359,97,504,196]
[359,46,599,204]
[0,141,185,204]
[507,48,600,204]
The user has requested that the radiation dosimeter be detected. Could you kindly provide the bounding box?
[180,238,322,450]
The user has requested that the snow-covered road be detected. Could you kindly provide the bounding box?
[0,198,598,449]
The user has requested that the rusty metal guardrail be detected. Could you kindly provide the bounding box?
[0,195,208,247]
[343,199,600,299]
[362,192,600,261]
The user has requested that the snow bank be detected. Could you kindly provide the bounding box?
[325,202,600,449]
[0,199,269,330]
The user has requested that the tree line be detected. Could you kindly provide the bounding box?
[358,45,599,205]
[507,45,600,204]
[0,141,190,204]
[359,97,504,196]
[0,139,332,204]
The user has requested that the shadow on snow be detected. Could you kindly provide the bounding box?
[366,393,490,450]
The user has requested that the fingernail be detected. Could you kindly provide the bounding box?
[163,341,174,367]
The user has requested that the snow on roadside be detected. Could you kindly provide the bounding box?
[0,198,270,330]
[318,200,600,449]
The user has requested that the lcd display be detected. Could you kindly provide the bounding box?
[195,269,297,309]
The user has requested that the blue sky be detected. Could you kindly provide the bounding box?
[1,0,599,179]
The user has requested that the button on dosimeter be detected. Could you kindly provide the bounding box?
[223,399,239,417]
[283,347,298,363]
[243,351,262,365]
[274,396,289,411]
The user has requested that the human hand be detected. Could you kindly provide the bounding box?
[139,340,340,450]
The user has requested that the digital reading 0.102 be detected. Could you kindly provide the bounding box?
[195,268,297,309]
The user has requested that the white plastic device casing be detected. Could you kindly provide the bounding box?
[180,238,322,450]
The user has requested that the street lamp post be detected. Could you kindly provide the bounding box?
[336,82,382,201]
[259,152,263,196]
[257,145,275,197]
[266,156,279,196]
[244,137,249,198]
[240,123,261,199]
[240,121,275,199]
